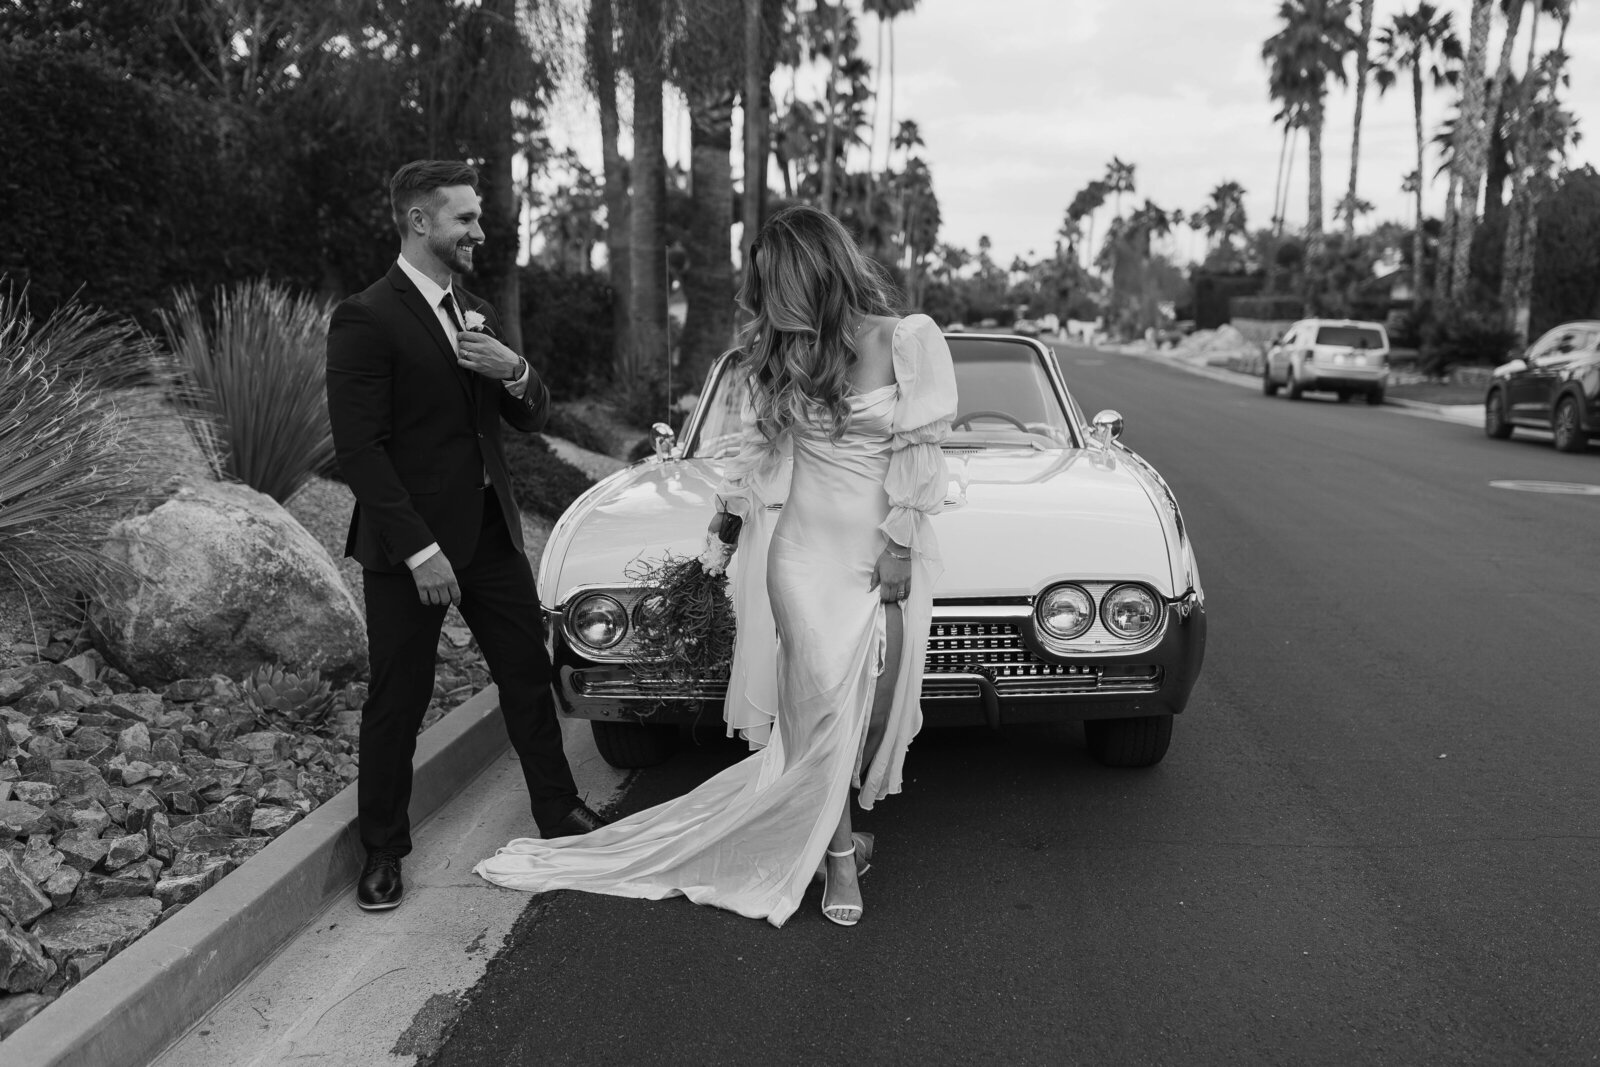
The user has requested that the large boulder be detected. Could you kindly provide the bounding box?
[90,480,366,687]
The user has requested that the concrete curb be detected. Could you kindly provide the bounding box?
[5,686,512,1067]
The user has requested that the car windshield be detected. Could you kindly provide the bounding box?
[690,337,1075,458]
[1315,325,1385,349]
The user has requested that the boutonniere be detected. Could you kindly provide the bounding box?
[462,309,489,333]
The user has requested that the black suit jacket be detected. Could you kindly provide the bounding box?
[326,263,548,574]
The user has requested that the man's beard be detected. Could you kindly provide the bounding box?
[431,234,476,274]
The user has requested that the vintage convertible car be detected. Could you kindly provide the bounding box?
[537,334,1207,770]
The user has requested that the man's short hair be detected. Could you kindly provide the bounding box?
[390,160,479,237]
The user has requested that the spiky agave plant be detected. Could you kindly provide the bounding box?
[243,664,336,729]
[0,286,160,603]
[161,279,336,504]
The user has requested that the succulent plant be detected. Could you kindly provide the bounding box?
[243,664,335,728]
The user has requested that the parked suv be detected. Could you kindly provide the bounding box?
[1263,318,1390,404]
[1484,321,1600,452]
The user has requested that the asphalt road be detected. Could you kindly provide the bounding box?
[428,345,1600,1067]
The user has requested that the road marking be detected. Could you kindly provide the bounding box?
[1489,480,1600,495]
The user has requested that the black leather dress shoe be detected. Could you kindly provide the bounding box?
[545,803,609,839]
[357,851,404,911]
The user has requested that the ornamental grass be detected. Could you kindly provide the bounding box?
[0,287,161,603]
[162,279,336,504]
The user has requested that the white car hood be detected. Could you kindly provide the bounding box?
[540,448,1178,606]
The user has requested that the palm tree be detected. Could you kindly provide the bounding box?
[1104,157,1136,221]
[671,0,744,385]
[812,0,860,214]
[1374,2,1462,303]
[1202,180,1249,253]
[1443,0,1494,299]
[1262,0,1356,247]
[740,0,786,273]
[1345,0,1377,237]
[588,0,632,372]
[627,0,669,381]
[861,0,919,175]
[891,118,923,170]
[1502,8,1577,343]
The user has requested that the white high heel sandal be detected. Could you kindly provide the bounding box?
[821,846,864,927]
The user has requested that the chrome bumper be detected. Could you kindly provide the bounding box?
[552,597,1206,726]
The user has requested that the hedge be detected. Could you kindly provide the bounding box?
[0,41,316,331]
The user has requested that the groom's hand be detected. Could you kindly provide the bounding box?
[412,553,461,607]
[457,332,524,382]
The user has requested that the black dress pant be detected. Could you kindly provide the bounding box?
[358,488,578,856]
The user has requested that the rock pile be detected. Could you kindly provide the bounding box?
[0,626,488,1040]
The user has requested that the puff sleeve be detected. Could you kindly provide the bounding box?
[713,376,792,518]
[880,314,958,560]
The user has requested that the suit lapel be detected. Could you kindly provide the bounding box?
[385,264,473,405]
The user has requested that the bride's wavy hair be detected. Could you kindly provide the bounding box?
[734,205,898,442]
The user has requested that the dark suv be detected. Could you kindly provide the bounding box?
[1485,321,1600,452]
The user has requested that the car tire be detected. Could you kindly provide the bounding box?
[591,719,678,769]
[1262,367,1279,397]
[1084,714,1173,768]
[1365,388,1384,406]
[1552,396,1589,453]
[1485,389,1513,439]
[1286,368,1303,400]
[1337,390,1352,403]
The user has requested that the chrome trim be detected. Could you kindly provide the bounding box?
[650,421,677,460]
[1091,409,1124,448]
[563,665,1162,705]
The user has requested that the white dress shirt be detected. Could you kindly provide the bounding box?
[394,253,530,571]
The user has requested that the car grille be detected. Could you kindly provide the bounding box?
[567,618,1161,702]
[923,621,1161,698]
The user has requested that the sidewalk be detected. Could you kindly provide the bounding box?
[151,716,626,1066]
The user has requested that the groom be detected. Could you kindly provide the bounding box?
[326,159,606,912]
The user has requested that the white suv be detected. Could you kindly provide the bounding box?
[1263,318,1390,405]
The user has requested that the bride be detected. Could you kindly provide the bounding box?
[475,205,956,928]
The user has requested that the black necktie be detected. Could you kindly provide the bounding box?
[440,293,464,338]
[443,293,490,486]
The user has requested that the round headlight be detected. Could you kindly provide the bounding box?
[1036,584,1094,640]
[571,594,628,650]
[1100,584,1159,639]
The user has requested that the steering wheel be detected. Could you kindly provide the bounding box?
[952,410,1030,432]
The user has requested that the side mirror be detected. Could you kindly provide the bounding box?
[1091,409,1124,448]
[651,422,677,461]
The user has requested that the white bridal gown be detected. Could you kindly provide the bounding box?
[475,315,957,927]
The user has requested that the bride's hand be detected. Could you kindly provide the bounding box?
[699,513,737,575]
[870,549,913,603]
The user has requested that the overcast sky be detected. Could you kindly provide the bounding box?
[546,0,1597,266]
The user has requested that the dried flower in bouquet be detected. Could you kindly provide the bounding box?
[623,553,738,717]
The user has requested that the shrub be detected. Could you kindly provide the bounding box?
[518,264,616,402]
[0,40,316,332]
[0,293,158,603]
[162,280,336,504]
[501,432,596,521]
[1230,295,1304,321]
[1420,301,1518,377]
[542,405,618,457]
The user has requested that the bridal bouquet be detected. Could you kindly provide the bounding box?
[622,513,742,714]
